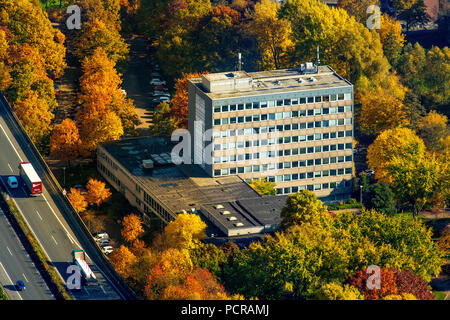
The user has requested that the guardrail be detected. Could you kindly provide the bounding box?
[0,92,138,300]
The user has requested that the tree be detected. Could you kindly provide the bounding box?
[164,213,207,249]
[417,111,449,153]
[314,282,364,300]
[280,0,390,89]
[398,0,430,33]
[358,76,409,137]
[249,179,276,196]
[367,127,426,183]
[13,90,54,145]
[385,152,448,219]
[85,178,112,206]
[345,267,398,300]
[394,269,435,300]
[437,228,450,256]
[121,213,145,244]
[169,72,206,129]
[280,190,330,229]
[190,242,227,279]
[151,102,178,136]
[337,0,379,23]
[49,118,81,164]
[363,183,397,216]
[246,0,294,70]
[377,14,405,67]
[67,188,88,213]
[109,245,138,278]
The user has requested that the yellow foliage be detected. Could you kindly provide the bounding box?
[164,213,207,249]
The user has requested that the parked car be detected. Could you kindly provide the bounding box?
[153,96,170,103]
[151,72,160,78]
[98,239,110,247]
[102,246,114,254]
[152,85,168,91]
[94,233,109,241]
[72,184,87,194]
[121,89,127,96]
[54,83,60,97]
[153,90,170,97]
[150,79,166,86]
[7,176,18,189]
[16,280,26,291]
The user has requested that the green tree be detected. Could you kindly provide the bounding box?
[364,183,397,216]
[398,0,430,33]
[280,190,330,229]
[249,179,276,196]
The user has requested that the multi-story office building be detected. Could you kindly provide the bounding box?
[188,64,354,202]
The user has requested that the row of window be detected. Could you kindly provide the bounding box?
[213,126,353,138]
[213,109,353,126]
[214,153,353,166]
[213,93,351,113]
[213,164,353,177]
[213,132,353,151]
[274,180,353,195]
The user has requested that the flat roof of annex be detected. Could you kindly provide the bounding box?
[190,65,353,100]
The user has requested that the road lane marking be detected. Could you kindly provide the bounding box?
[42,194,80,248]
[7,163,13,173]
[0,123,23,162]
[0,261,23,300]
[6,247,12,256]
[22,273,28,282]
[35,210,42,220]
[51,235,58,245]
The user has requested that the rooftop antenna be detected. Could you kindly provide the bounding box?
[316,46,320,72]
[237,52,242,71]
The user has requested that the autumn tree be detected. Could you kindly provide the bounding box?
[85,178,112,206]
[345,267,398,300]
[313,282,364,300]
[169,72,206,128]
[49,118,81,164]
[417,111,449,153]
[121,213,145,244]
[280,190,330,229]
[151,102,178,136]
[385,151,448,219]
[367,127,426,183]
[164,213,207,249]
[358,75,409,137]
[249,179,276,196]
[377,14,405,67]
[13,90,54,145]
[394,269,435,300]
[280,0,390,88]
[337,0,379,23]
[246,0,294,70]
[109,245,138,279]
[398,0,430,33]
[68,188,88,213]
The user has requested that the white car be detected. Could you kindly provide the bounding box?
[7,176,18,189]
[152,96,170,103]
[150,79,166,86]
[94,232,109,241]
[102,246,113,254]
[153,90,170,96]
[98,239,110,246]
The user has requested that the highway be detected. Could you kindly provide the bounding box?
[0,206,54,300]
[0,94,133,300]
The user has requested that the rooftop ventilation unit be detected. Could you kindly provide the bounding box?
[300,62,317,74]
[227,216,237,221]
[221,210,231,215]
[308,76,317,82]
[142,159,154,169]
[215,204,224,210]
[297,78,303,83]
[234,222,244,227]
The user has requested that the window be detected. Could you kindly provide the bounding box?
[307,97,314,103]
[330,94,337,101]
[308,109,314,116]
[315,96,322,103]
[276,100,283,106]
[253,115,260,122]
[253,102,260,109]
[245,103,252,110]
[261,102,268,108]
[222,118,228,125]
[284,99,291,106]
[292,99,298,105]
[222,105,229,112]
[323,108,329,115]
[238,104,244,110]
[261,114,268,121]
[338,93,345,100]
[238,116,244,123]
[214,106,221,113]
[323,95,329,102]
[230,104,236,111]
[300,97,306,104]
[230,117,236,124]
[245,116,252,122]
[214,119,221,125]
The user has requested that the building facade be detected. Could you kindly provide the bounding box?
[188,65,354,202]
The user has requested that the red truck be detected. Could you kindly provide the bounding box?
[19,162,42,196]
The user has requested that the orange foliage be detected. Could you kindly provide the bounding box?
[85,178,111,206]
[109,245,138,279]
[49,118,81,162]
[121,214,145,244]
[67,188,88,213]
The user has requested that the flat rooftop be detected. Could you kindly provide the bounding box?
[191,65,352,100]
[99,137,285,237]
